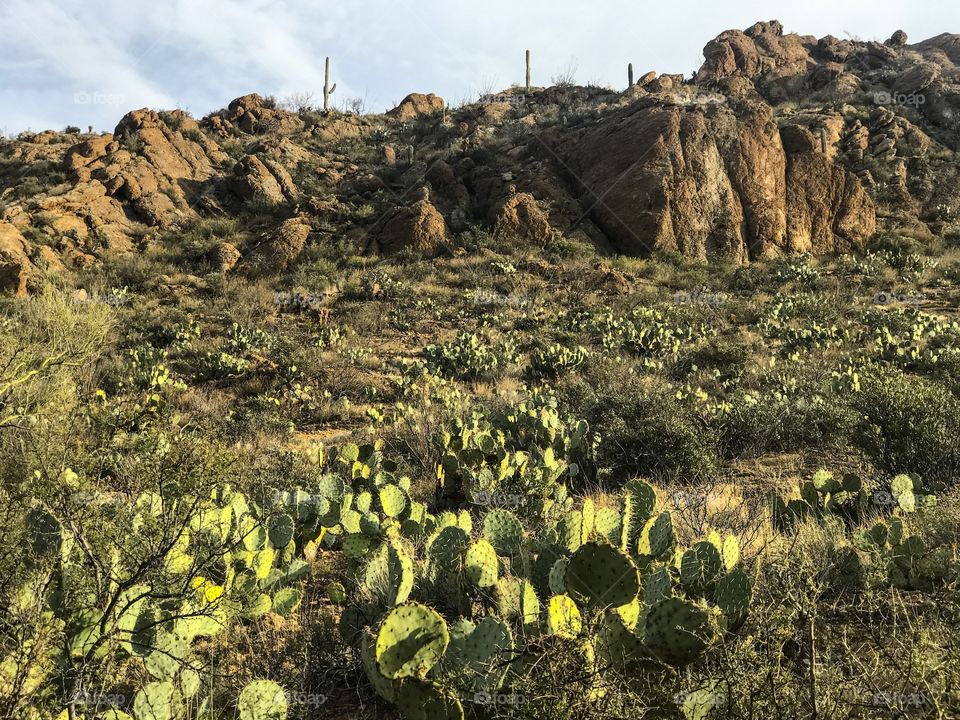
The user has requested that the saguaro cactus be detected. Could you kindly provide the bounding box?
[628,63,634,88]
[324,56,337,112]
[526,50,532,92]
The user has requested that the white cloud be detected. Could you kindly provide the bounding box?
[1,0,958,133]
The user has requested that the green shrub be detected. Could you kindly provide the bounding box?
[853,367,960,484]
[562,362,719,482]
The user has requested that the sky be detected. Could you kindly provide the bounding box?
[1,0,958,134]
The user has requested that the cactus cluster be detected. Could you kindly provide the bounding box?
[435,395,592,509]
[18,435,958,720]
[528,343,590,378]
[326,472,758,719]
[774,470,938,533]
[847,516,958,590]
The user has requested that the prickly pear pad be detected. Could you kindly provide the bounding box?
[375,603,449,679]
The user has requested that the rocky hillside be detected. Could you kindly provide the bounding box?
[1,20,959,296]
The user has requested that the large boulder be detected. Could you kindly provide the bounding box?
[41,109,229,239]
[780,125,875,253]
[372,199,449,254]
[252,218,310,271]
[229,155,298,205]
[387,93,446,121]
[697,21,813,85]
[0,222,33,296]
[491,191,553,244]
[205,94,304,136]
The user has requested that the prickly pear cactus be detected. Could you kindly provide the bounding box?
[621,479,657,550]
[565,542,640,608]
[427,525,470,572]
[641,597,715,666]
[375,603,449,679]
[267,513,295,548]
[549,557,569,594]
[379,484,407,518]
[360,629,397,702]
[594,507,622,546]
[496,576,540,627]
[364,537,414,606]
[711,566,752,628]
[641,566,674,606]
[440,616,514,694]
[560,510,585,553]
[133,680,181,720]
[464,539,499,588]
[638,511,674,560]
[721,534,740,571]
[394,678,465,720]
[891,474,916,513]
[482,509,524,557]
[237,679,288,720]
[679,541,724,598]
[546,594,582,639]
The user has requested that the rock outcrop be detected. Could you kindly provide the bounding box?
[204,93,304,136]
[372,199,449,254]
[554,97,873,261]
[492,191,553,244]
[229,155,299,205]
[0,22,958,276]
[388,93,446,121]
[0,223,32,296]
[6,109,230,255]
[251,218,311,272]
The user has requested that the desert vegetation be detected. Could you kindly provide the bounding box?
[2,16,960,720]
[3,230,960,719]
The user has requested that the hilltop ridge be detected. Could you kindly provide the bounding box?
[1,20,958,296]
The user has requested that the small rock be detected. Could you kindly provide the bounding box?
[887,30,908,47]
[208,241,241,273]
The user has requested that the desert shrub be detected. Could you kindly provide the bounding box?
[0,287,112,432]
[561,361,719,482]
[853,366,960,484]
[715,389,856,459]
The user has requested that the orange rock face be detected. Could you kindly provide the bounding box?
[557,97,874,261]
